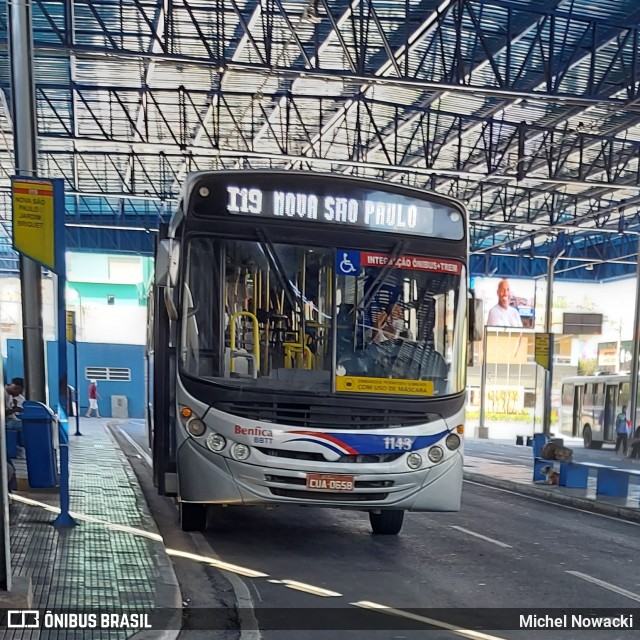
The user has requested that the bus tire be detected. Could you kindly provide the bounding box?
[583,426,602,450]
[369,510,404,535]
[180,502,207,531]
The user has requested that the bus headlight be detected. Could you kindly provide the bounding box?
[427,446,444,463]
[406,452,422,470]
[206,433,226,452]
[187,418,206,437]
[232,443,251,461]
[446,434,461,450]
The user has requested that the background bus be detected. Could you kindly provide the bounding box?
[147,170,470,535]
[560,373,637,449]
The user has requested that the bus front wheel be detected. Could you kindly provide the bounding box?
[583,426,602,450]
[180,502,207,531]
[369,510,404,535]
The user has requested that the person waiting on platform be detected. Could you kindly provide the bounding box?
[5,377,25,430]
[85,379,102,418]
[628,426,640,460]
[615,405,630,456]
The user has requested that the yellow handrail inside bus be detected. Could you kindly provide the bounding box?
[229,311,261,375]
[283,342,314,369]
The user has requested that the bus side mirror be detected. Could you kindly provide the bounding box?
[164,287,178,321]
[156,239,180,321]
[156,239,180,287]
[468,297,483,342]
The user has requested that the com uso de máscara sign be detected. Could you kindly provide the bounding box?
[225,185,463,238]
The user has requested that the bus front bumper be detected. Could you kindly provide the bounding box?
[177,439,462,512]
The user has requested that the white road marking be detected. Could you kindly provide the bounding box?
[449,525,512,548]
[280,579,342,597]
[117,425,153,466]
[464,479,640,527]
[10,496,267,578]
[352,601,507,640]
[167,548,268,578]
[566,571,640,603]
[10,494,164,541]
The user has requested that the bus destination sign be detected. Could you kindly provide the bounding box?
[223,184,463,240]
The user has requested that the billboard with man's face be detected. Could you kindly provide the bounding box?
[471,277,536,329]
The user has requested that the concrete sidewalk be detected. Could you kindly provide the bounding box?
[3,418,181,639]
[464,450,640,522]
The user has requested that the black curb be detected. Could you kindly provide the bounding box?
[464,471,640,523]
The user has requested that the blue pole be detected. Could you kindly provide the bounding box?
[52,179,75,528]
[74,342,82,436]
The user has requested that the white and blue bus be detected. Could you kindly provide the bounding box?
[147,170,470,534]
[561,373,637,449]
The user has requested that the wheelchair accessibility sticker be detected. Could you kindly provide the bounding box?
[336,250,360,276]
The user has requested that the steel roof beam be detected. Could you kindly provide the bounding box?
[122,0,170,198]
[293,0,640,165]
[473,193,640,254]
[377,15,640,184]
[13,0,640,108]
[340,2,640,234]
[8,142,638,194]
[21,85,640,191]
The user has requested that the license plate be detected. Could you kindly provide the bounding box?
[306,473,355,492]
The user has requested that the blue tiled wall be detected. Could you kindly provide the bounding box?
[6,340,144,418]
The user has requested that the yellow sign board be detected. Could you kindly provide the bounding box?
[336,376,434,396]
[12,179,56,270]
[66,310,76,344]
[534,333,551,370]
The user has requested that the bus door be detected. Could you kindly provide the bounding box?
[603,384,618,442]
[572,385,583,438]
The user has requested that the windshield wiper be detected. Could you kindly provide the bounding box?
[256,227,299,315]
[357,239,407,316]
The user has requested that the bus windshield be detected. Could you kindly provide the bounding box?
[180,236,466,396]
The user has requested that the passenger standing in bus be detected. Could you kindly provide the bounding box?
[615,405,629,455]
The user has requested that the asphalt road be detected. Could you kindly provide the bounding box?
[117,420,640,640]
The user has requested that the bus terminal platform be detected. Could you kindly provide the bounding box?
[2,423,640,638]
[3,419,181,640]
[465,456,640,520]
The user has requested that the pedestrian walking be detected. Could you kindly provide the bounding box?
[85,379,101,418]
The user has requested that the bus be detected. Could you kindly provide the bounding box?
[560,373,638,449]
[146,170,470,535]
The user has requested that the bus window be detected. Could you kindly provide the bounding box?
[619,382,630,410]
[561,383,574,406]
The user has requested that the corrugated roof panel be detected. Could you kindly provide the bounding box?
[32,1,67,45]
[2,0,640,268]
[74,59,145,88]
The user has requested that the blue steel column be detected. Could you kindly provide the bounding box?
[628,237,640,437]
[0,359,11,590]
[8,0,47,402]
[543,256,559,437]
[53,179,75,528]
